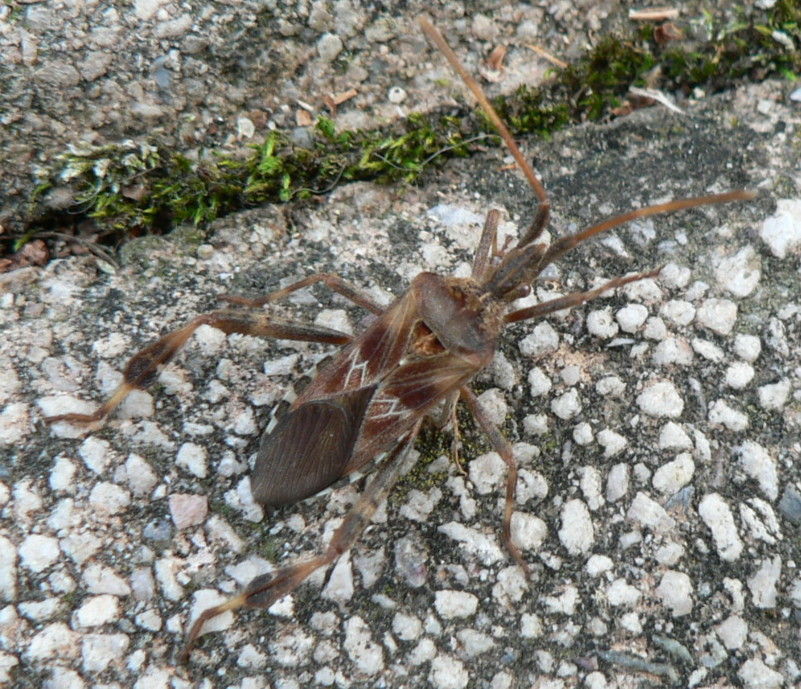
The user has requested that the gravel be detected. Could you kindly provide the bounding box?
[2,1,800,687]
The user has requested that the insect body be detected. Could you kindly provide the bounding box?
[46,18,754,661]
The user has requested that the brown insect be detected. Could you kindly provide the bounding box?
[47,18,754,661]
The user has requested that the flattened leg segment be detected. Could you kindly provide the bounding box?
[46,309,353,425]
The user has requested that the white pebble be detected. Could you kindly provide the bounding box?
[708,399,749,431]
[691,338,724,362]
[477,388,507,427]
[733,333,761,361]
[657,570,693,616]
[88,482,131,517]
[0,536,16,600]
[392,612,422,641]
[759,198,801,258]
[519,322,559,357]
[573,422,593,445]
[660,300,695,325]
[543,585,579,615]
[527,367,552,396]
[175,442,208,478]
[715,246,761,297]
[654,542,685,566]
[434,590,478,619]
[735,441,778,500]
[123,454,159,497]
[19,534,60,572]
[643,316,667,340]
[698,493,742,561]
[429,654,469,689]
[83,563,131,596]
[586,309,618,338]
[188,589,233,636]
[605,463,629,503]
[558,499,594,554]
[585,554,613,576]
[615,304,648,333]
[523,413,548,436]
[626,492,675,531]
[579,466,603,510]
[652,453,695,495]
[695,298,737,335]
[49,457,77,493]
[659,263,691,288]
[169,493,208,529]
[317,32,343,62]
[652,338,693,366]
[520,613,543,638]
[27,622,79,661]
[606,579,641,607]
[456,629,494,658]
[343,616,384,675]
[511,512,547,551]
[747,556,781,609]
[716,615,748,650]
[78,437,113,474]
[75,594,120,627]
[81,633,129,673]
[438,522,504,565]
[551,389,581,420]
[757,379,791,410]
[388,86,406,104]
[738,658,784,689]
[637,381,684,418]
[725,361,754,389]
[597,429,627,457]
[596,375,625,397]
[658,422,692,450]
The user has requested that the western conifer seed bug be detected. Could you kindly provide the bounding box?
[46,17,755,661]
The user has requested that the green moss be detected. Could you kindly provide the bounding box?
[20,3,801,246]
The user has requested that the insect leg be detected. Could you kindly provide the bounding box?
[181,421,422,661]
[222,272,385,315]
[505,268,660,324]
[46,309,353,424]
[472,209,500,282]
[459,386,529,576]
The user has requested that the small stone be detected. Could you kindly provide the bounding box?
[429,654,469,689]
[511,512,547,551]
[738,657,784,689]
[558,499,594,555]
[123,454,159,497]
[579,466,603,510]
[759,198,801,258]
[596,375,625,397]
[585,554,613,576]
[652,453,695,495]
[527,367,552,396]
[551,389,581,420]
[573,422,593,445]
[708,399,749,431]
[388,86,406,104]
[19,534,60,572]
[0,536,17,600]
[691,338,724,362]
[715,246,761,297]
[615,304,648,332]
[698,493,742,561]
[27,622,79,661]
[88,482,131,517]
[188,589,234,636]
[757,379,791,410]
[168,493,208,529]
[658,422,692,450]
[175,442,208,478]
[343,616,384,675]
[660,300,696,325]
[543,585,578,615]
[779,486,801,524]
[78,437,113,474]
[434,590,478,619]
[747,556,781,609]
[392,612,422,641]
[606,463,629,503]
[317,33,344,62]
[657,570,693,616]
[652,338,694,366]
[83,563,131,596]
[519,322,559,357]
[606,579,641,607]
[637,381,684,418]
[597,429,627,457]
[733,333,761,361]
[716,615,748,650]
[696,298,738,335]
[75,595,120,627]
[725,361,754,389]
[586,308,618,338]
[477,388,507,427]
[655,542,685,566]
[81,633,129,673]
[735,441,778,500]
[456,629,494,658]
[49,456,77,493]
[626,492,674,531]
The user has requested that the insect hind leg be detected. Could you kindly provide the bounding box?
[46,309,352,425]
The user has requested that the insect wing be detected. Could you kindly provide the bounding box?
[252,385,376,506]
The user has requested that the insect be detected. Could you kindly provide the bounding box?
[46,18,754,661]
